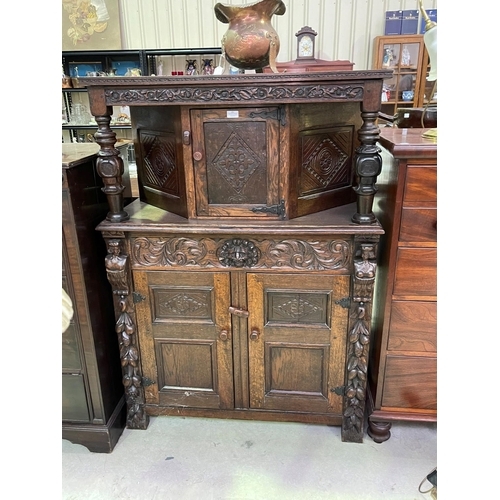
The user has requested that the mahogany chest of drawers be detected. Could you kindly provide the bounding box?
[368,128,437,442]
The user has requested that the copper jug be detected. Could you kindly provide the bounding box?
[214,0,286,72]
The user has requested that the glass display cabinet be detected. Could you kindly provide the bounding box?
[372,35,428,117]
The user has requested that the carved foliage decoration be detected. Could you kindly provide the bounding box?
[342,241,377,442]
[105,239,148,430]
[131,236,350,271]
[105,84,364,105]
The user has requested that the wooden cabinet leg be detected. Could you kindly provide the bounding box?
[367,419,392,443]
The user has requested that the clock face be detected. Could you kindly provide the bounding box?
[298,35,313,58]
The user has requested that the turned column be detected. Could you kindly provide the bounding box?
[87,87,129,222]
[352,111,382,225]
[352,78,384,225]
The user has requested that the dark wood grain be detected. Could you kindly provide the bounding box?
[62,152,126,452]
[368,127,437,441]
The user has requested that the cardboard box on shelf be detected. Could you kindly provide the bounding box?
[420,9,437,34]
[385,11,402,35]
[401,10,419,35]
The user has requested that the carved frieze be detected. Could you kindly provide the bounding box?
[131,236,351,271]
[105,84,364,105]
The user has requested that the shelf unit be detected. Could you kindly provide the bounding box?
[62,48,222,144]
[372,35,428,118]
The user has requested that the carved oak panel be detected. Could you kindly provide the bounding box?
[139,130,180,196]
[152,287,213,322]
[300,127,353,196]
[131,236,351,271]
[267,292,329,326]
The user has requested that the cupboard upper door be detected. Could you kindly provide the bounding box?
[246,273,349,415]
[190,107,281,218]
[133,270,234,410]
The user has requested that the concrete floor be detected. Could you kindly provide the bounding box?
[62,416,437,500]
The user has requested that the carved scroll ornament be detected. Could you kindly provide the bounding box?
[131,236,351,271]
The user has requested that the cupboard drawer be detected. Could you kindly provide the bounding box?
[388,301,437,352]
[404,166,437,202]
[399,208,437,242]
[393,248,436,297]
[382,356,437,410]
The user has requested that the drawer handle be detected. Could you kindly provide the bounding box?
[250,329,260,341]
[219,329,229,341]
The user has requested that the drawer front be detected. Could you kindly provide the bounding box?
[393,248,437,297]
[399,208,437,242]
[404,166,437,202]
[382,356,437,410]
[388,301,437,352]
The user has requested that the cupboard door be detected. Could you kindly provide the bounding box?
[134,271,234,410]
[247,273,349,414]
[190,107,280,218]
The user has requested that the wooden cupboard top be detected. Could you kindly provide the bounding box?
[62,143,99,167]
[378,128,437,160]
[96,199,384,236]
[80,70,393,111]
[62,140,132,168]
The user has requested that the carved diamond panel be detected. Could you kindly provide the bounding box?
[300,128,353,196]
[212,131,262,194]
[140,131,179,195]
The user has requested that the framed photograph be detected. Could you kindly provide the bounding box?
[62,0,122,51]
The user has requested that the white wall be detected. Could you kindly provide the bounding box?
[118,0,437,70]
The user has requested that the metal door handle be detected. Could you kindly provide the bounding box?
[219,329,229,341]
[250,329,260,341]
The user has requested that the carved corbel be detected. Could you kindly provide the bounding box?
[105,239,149,430]
[342,241,378,442]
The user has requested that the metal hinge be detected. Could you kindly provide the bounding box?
[142,376,156,386]
[249,106,286,126]
[335,297,351,309]
[252,199,286,219]
[133,292,146,303]
[330,386,345,396]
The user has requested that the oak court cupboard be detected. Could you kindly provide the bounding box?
[81,69,391,443]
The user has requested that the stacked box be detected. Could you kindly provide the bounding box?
[420,9,437,34]
[385,11,403,35]
[401,10,419,35]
